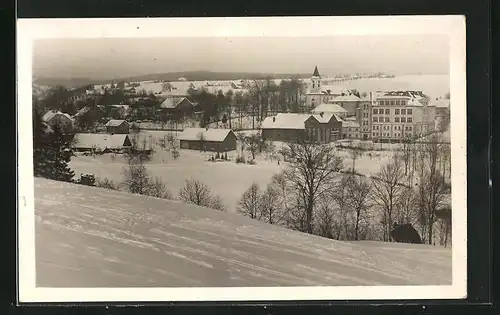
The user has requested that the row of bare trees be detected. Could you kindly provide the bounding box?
[237,134,451,245]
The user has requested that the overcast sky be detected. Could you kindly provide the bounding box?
[33,35,449,79]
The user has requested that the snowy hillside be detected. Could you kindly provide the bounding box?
[35,178,451,287]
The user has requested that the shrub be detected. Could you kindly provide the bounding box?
[96,177,118,190]
[75,173,96,186]
[247,159,257,165]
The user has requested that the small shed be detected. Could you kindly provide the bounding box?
[178,128,237,152]
[72,133,132,153]
[105,119,130,134]
[390,223,422,244]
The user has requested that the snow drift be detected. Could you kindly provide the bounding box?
[34,178,451,287]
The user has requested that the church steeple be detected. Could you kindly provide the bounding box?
[311,65,322,93]
[312,65,320,77]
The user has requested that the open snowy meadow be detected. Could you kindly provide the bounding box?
[69,131,397,213]
[35,178,452,287]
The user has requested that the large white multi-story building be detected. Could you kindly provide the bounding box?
[370,91,435,142]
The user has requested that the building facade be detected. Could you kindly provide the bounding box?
[370,91,435,142]
[178,128,237,152]
[261,113,342,144]
[105,119,130,134]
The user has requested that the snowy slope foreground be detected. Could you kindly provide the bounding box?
[35,178,451,287]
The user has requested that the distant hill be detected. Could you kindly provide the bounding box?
[33,71,311,89]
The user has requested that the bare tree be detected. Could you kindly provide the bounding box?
[237,183,262,219]
[260,184,285,225]
[282,137,343,234]
[348,146,363,174]
[330,174,352,240]
[346,175,372,240]
[371,155,406,241]
[244,133,262,160]
[122,157,150,195]
[179,179,213,207]
[314,197,335,239]
[394,186,418,226]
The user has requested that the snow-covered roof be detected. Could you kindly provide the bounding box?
[72,133,131,150]
[105,119,128,127]
[341,120,361,128]
[261,113,310,130]
[430,98,450,108]
[178,128,234,142]
[42,110,72,122]
[312,103,348,114]
[261,113,339,130]
[109,105,130,110]
[160,97,192,109]
[334,94,361,102]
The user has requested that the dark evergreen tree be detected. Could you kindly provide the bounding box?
[46,125,75,182]
[33,109,52,178]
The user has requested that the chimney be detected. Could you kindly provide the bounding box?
[273,117,276,122]
[370,92,373,103]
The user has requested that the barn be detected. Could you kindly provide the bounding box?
[72,133,132,153]
[178,128,237,152]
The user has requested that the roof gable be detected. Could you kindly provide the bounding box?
[178,128,233,142]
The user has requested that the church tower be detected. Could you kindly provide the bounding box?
[311,65,322,93]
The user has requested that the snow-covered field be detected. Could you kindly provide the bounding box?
[35,178,452,287]
[69,131,397,213]
[70,147,283,213]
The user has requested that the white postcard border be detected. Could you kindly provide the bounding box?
[17,15,467,303]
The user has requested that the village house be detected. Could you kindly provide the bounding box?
[178,128,237,152]
[71,133,132,153]
[42,110,74,133]
[159,96,195,120]
[261,112,342,143]
[74,106,105,122]
[105,119,130,134]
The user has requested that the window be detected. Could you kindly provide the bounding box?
[407,117,413,123]
[395,117,400,122]
[401,109,406,115]
[407,109,412,115]
[385,117,390,122]
[373,109,378,114]
[312,83,315,88]
[390,100,395,105]
[373,125,376,130]
[377,125,380,130]
[373,117,378,122]
[401,117,406,123]
[401,100,406,105]
[385,109,390,115]
[396,100,401,105]
[409,126,413,130]
[395,109,400,115]
[379,101,385,106]
[348,134,351,138]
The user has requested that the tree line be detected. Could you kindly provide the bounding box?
[236,134,451,246]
